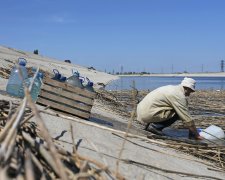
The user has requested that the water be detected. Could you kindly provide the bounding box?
[6,65,28,97]
[31,79,42,101]
[66,75,83,88]
[25,77,42,101]
[6,84,25,97]
[106,76,225,91]
[24,72,43,102]
[85,85,95,92]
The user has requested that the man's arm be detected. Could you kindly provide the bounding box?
[170,95,203,140]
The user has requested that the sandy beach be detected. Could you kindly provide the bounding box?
[0,45,225,179]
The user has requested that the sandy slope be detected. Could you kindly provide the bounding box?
[0,45,118,88]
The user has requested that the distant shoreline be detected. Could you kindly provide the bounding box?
[118,72,225,77]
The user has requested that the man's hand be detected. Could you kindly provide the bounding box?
[195,135,204,140]
[188,124,204,140]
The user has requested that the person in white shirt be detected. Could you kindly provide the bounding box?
[137,77,203,140]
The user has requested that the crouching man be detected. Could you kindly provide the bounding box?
[137,77,203,140]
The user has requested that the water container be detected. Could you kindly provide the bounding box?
[52,69,61,80]
[200,125,225,140]
[25,72,43,102]
[66,69,83,88]
[6,58,28,97]
[52,69,66,82]
[197,128,202,133]
[84,77,95,92]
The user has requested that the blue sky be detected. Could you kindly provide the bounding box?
[1,0,225,73]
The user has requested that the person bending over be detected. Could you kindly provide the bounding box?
[137,77,203,140]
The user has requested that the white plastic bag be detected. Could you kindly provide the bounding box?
[200,125,225,140]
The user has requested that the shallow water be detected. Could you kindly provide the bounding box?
[202,112,225,117]
[164,128,225,146]
[107,76,225,91]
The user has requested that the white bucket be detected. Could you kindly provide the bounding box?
[200,125,225,140]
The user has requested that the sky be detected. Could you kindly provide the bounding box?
[1,0,225,73]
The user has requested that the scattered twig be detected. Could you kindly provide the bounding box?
[116,81,138,177]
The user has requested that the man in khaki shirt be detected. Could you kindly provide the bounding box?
[137,77,203,140]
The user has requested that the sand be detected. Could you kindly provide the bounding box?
[0,45,118,89]
[0,45,225,179]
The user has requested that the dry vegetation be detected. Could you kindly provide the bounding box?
[97,89,225,129]
[96,89,225,171]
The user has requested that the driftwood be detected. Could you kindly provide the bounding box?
[116,81,138,176]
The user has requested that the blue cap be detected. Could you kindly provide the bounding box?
[18,58,27,66]
[88,82,94,87]
[19,61,26,66]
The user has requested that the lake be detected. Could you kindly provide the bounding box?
[106,76,225,91]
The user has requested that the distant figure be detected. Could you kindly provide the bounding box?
[88,66,96,70]
[64,60,71,63]
[33,49,39,55]
[137,77,203,140]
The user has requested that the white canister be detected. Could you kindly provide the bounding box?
[200,125,225,140]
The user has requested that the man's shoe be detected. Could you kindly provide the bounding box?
[146,125,165,136]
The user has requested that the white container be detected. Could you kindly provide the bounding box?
[200,125,225,140]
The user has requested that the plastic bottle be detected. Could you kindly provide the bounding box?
[25,72,43,101]
[66,69,84,88]
[52,69,67,82]
[52,69,61,80]
[6,58,28,97]
[84,77,95,92]
[197,128,202,133]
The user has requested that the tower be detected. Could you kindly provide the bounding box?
[120,65,123,74]
[221,60,224,72]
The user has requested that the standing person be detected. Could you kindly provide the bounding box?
[137,77,203,140]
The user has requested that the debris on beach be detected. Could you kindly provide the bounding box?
[0,66,11,79]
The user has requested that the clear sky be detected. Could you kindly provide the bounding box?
[1,0,225,73]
